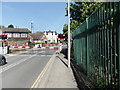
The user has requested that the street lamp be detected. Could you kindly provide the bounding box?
[68,0,70,68]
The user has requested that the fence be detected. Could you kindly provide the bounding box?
[72,2,120,89]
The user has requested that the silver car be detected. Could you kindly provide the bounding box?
[0,54,7,66]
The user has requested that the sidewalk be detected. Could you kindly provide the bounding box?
[37,52,78,89]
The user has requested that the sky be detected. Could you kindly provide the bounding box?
[2,2,68,33]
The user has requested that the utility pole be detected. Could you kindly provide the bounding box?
[68,0,71,68]
[30,20,34,33]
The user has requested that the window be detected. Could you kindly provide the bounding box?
[6,33,11,37]
[22,43,25,46]
[48,40,51,42]
[21,33,27,37]
[13,33,20,38]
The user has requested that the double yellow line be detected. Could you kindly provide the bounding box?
[30,54,55,89]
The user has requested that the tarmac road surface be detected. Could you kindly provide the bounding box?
[1,48,57,88]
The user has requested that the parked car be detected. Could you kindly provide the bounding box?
[0,54,7,66]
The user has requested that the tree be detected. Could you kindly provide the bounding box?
[70,2,101,23]
[0,25,5,28]
[63,20,79,34]
[28,31,32,33]
[63,24,68,34]
[63,2,102,34]
[70,20,79,33]
[8,24,14,28]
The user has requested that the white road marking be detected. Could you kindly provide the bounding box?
[0,54,36,73]
[0,50,53,73]
[5,50,45,58]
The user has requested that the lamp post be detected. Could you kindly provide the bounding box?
[68,0,70,68]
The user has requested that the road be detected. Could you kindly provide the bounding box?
[1,48,57,88]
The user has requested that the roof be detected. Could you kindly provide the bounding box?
[30,32,46,40]
[44,30,57,33]
[0,27,30,33]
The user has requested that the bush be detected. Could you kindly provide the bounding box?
[50,42,58,44]
[35,42,45,44]
[28,42,35,47]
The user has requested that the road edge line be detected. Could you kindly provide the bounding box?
[30,53,56,88]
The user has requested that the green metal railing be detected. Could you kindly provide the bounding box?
[73,2,120,89]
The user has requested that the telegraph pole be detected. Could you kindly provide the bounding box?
[30,20,34,33]
[68,0,71,68]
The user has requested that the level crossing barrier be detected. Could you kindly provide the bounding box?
[11,46,59,49]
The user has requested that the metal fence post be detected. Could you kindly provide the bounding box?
[117,15,120,90]
[118,2,120,90]
[72,2,120,88]
[86,18,89,76]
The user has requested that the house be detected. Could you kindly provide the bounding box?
[29,32,47,47]
[1,27,31,46]
[44,30,58,43]
[29,32,47,43]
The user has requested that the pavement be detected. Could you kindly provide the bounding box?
[37,52,78,89]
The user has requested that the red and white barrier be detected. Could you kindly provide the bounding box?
[12,46,59,49]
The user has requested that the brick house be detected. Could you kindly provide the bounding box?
[29,32,48,47]
[1,27,31,46]
[30,32,47,43]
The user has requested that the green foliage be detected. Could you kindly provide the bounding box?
[70,20,79,33]
[60,40,64,43]
[57,40,65,43]
[0,25,5,28]
[28,31,32,33]
[8,24,14,28]
[70,2,101,23]
[50,42,57,44]
[28,42,35,47]
[35,42,45,44]
[63,24,68,34]
[63,2,102,34]
[63,20,79,34]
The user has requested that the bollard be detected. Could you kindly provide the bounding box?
[59,43,62,53]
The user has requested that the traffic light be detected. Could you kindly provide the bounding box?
[0,35,7,39]
[58,34,66,38]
